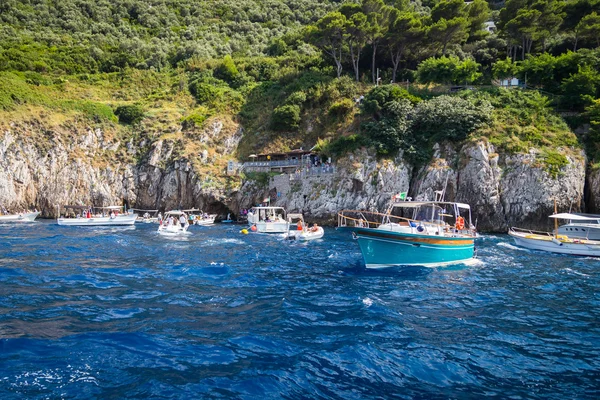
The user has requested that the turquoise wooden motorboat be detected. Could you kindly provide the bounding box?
[338,201,477,268]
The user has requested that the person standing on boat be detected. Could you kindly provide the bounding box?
[179,214,187,226]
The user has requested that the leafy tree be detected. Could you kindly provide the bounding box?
[416,56,481,84]
[342,9,369,81]
[560,65,600,109]
[492,57,519,80]
[466,0,492,42]
[578,12,600,48]
[586,98,600,162]
[362,0,391,84]
[306,11,348,78]
[428,17,470,56]
[431,0,467,23]
[385,10,424,83]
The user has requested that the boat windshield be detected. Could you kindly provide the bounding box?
[571,219,600,224]
[414,204,446,223]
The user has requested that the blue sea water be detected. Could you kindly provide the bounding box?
[0,221,599,399]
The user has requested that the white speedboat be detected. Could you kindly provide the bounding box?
[0,211,40,222]
[286,213,324,241]
[158,210,190,235]
[57,206,137,226]
[247,206,288,233]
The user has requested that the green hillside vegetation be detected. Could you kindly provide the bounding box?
[1,0,599,174]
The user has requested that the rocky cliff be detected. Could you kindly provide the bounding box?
[238,141,587,232]
[0,119,241,217]
[0,119,590,232]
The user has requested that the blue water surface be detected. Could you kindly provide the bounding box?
[0,221,599,399]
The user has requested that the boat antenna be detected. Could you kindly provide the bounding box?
[554,198,558,238]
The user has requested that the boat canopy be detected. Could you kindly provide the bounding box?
[183,208,201,212]
[251,206,286,211]
[132,209,158,212]
[164,210,188,216]
[549,213,600,221]
[392,201,471,210]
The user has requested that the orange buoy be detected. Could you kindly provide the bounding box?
[250,225,257,232]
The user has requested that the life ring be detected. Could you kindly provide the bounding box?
[455,216,465,230]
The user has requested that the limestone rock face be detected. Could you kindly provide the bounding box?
[586,168,600,213]
[0,119,591,231]
[236,148,412,223]
[0,121,234,217]
[240,142,586,232]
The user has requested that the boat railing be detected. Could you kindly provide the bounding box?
[509,227,554,237]
[338,210,422,229]
[338,209,477,237]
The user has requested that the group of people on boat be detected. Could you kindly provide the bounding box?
[161,214,188,227]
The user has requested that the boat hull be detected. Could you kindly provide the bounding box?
[340,227,475,268]
[57,214,137,226]
[0,212,40,222]
[250,221,289,233]
[509,231,600,257]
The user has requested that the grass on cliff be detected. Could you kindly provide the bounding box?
[465,89,581,175]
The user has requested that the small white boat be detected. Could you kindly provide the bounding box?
[286,213,324,241]
[57,205,137,226]
[184,209,217,226]
[0,211,40,222]
[158,210,190,235]
[133,209,159,223]
[247,206,288,233]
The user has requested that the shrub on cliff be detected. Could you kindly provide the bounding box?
[271,104,301,131]
[411,95,493,142]
[114,104,145,125]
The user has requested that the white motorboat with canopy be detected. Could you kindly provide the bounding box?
[158,210,190,235]
[184,208,216,226]
[57,205,137,226]
[247,206,288,233]
[133,209,159,223]
[286,213,324,241]
[551,213,600,240]
[0,210,40,222]
[510,212,600,257]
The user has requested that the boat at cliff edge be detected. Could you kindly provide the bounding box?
[509,213,600,257]
[247,206,288,233]
[0,211,40,222]
[57,205,137,226]
[337,200,477,268]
